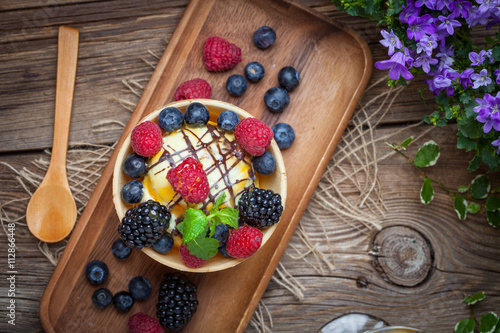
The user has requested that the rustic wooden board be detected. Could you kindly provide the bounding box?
[39,0,371,332]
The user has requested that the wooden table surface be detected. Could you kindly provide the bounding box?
[1,0,500,332]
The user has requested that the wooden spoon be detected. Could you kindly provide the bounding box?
[26,26,79,243]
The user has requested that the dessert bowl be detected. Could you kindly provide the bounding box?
[112,99,287,272]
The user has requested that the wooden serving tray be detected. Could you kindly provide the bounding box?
[40,0,372,331]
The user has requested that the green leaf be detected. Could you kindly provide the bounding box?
[482,149,500,168]
[460,93,472,104]
[218,208,239,229]
[454,196,468,220]
[176,221,185,235]
[487,210,500,228]
[182,208,208,243]
[455,318,476,333]
[471,175,491,199]
[420,177,434,205]
[486,196,500,211]
[479,313,499,333]
[210,193,227,215]
[467,203,481,214]
[401,137,413,148]
[464,291,485,305]
[414,140,440,167]
[457,134,478,152]
[458,186,469,193]
[469,155,482,172]
[186,237,219,260]
[459,116,485,139]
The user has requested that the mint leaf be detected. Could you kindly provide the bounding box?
[182,208,208,243]
[487,210,500,228]
[420,177,434,205]
[479,313,499,333]
[455,318,476,333]
[210,193,227,215]
[218,208,239,229]
[464,291,485,305]
[467,202,481,214]
[454,196,468,220]
[176,221,185,235]
[471,175,491,199]
[414,140,440,167]
[186,237,219,260]
[486,196,500,212]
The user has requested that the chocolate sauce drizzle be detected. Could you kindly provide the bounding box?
[147,124,255,213]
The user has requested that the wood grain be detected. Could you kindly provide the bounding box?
[2,0,500,332]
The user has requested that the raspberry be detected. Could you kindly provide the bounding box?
[179,243,208,268]
[174,78,211,101]
[234,118,274,156]
[226,226,263,258]
[167,157,209,204]
[130,121,163,157]
[128,312,163,333]
[203,36,242,72]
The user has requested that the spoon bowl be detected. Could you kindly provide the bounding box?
[26,26,79,243]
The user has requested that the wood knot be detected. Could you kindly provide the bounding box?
[371,225,433,287]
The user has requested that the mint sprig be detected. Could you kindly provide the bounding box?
[177,193,239,260]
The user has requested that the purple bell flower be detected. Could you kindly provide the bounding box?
[375,51,414,80]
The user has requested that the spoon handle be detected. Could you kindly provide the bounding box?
[50,26,79,172]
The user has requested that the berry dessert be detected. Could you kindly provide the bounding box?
[253,26,276,49]
[203,36,242,72]
[157,273,198,330]
[113,100,286,271]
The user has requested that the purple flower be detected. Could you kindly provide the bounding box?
[437,15,462,35]
[449,0,473,19]
[459,68,475,89]
[492,136,500,154]
[417,35,439,55]
[407,14,437,41]
[414,54,439,73]
[495,66,500,84]
[415,0,436,10]
[477,0,500,14]
[436,0,454,11]
[379,29,403,56]
[467,6,490,27]
[399,2,421,24]
[433,75,452,88]
[485,49,495,63]
[375,51,414,80]
[469,51,486,66]
[471,69,492,88]
[436,44,455,70]
[475,93,500,133]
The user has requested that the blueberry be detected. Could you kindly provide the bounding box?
[212,223,229,246]
[113,291,134,312]
[158,107,184,132]
[92,288,113,308]
[122,153,147,179]
[272,123,296,149]
[217,110,240,132]
[264,87,289,113]
[111,239,132,260]
[278,66,300,92]
[244,62,265,83]
[121,180,143,204]
[151,232,174,254]
[218,244,232,258]
[184,102,210,127]
[253,26,276,49]
[128,276,152,301]
[85,260,109,285]
[226,74,248,97]
[252,151,276,175]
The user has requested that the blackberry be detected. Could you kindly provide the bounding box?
[156,273,198,330]
[237,187,283,228]
[118,200,171,250]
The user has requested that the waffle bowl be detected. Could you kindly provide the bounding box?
[112,99,287,272]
